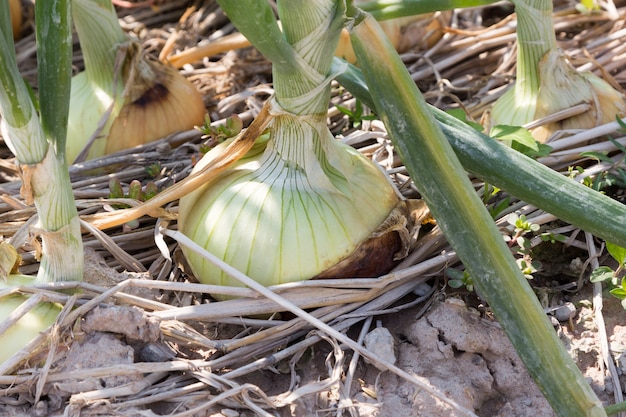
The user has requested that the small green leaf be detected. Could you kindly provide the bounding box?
[490,125,538,151]
[609,287,626,299]
[146,162,162,178]
[489,197,510,219]
[580,151,612,163]
[445,108,483,132]
[590,266,615,282]
[108,178,124,199]
[608,136,626,154]
[128,180,143,201]
[511,141,553,159]
[448,279,464,289]
[446,268,464,281]
[143,182,159,200]
[607,242,626,266]
[617,114,626,133]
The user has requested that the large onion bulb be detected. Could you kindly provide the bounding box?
[178,100,401,292]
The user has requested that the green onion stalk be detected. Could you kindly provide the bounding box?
[491,0,625,142]
[348,8,605,417]
[0,0,82,284]
[178,0,404,295]
[334,62,626,248]
[0,0,79,362]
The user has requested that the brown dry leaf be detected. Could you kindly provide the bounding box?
[0,242,21,280]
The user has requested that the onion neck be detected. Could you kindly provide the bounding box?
[72,0,128,90]
[273,0,345,116]
[512,0,557,107]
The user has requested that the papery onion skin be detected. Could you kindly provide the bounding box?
[66,0,206,164]
[105,65,206,156]
[66,61,205,164]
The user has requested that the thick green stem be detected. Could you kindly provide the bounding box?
[218,0,300,73]
[334,61,626,249]
[350,12,605,417]
[30,148,84,284]
[0,6,37,145]
[273,0,344,115]
[36,0,72,159]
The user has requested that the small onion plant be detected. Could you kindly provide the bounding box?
[0,0,77,362]
[491,0,626,142]
[178,1,412,292]
[0,0,207,366]
[66,0,206,164]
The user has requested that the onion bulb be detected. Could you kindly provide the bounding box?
[0,275,60,364]
[530,50,626,142]
[177,0,430,297]
[491,0,625,142]
[66,0,205,164]
[178,99,402,293]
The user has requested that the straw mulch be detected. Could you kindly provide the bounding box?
[1,1,626,416]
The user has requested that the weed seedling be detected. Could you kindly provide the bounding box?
[590,242,626,308]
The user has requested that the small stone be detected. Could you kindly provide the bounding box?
[554,302,576,322]
[364,327,396,368]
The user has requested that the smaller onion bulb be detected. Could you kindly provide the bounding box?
[0,275,60,365]
[66,45,206,164]
[531,50,626,143]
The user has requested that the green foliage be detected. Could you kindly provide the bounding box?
[446,268,474,292]
[575,0,601,14]
[540,232,567,244]
[336,99,376,129]
[445,108,484,132]
[568,141,626,192]
[108,178,159,203]
[490,124,552,158]
[517,257,540,280]
[509,213,539,233]
[590,242,626,308]
[197,114,243,151]
[146,162,162,178]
